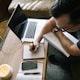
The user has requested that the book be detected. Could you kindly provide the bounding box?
[16,61,43,80]
[43,32,78,57]
[23,44,45,60]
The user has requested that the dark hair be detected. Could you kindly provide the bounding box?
[51,0,80,25]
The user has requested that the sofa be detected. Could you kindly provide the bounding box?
[8,0,56,18]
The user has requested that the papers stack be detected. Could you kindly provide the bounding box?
[16,62,43,80]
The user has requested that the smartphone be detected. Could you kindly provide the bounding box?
[22,61,37,70]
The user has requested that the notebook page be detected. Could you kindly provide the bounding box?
[23,44,45,59]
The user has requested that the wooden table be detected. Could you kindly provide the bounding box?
[0,30,48,80]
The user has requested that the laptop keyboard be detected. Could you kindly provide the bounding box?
[25,21,37,38]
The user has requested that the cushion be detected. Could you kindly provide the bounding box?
[8,0,56,18]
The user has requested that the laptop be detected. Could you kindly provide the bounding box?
[8,4,48,42]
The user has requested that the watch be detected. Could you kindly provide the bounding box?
[54,27,61,32]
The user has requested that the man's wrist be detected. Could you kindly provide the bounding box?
[54,27,61,32]
[54,26,65,32]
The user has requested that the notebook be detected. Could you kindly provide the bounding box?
[16,61,43,80]
[43,32,78,57]
[7,4,48,42]
[23,44,45,60]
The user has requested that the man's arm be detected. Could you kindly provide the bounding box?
[36,17,56,43]
[55,30,80,56]
[29,17,56,53]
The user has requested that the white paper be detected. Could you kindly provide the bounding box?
[16,73,42,80]
[23,44,45,59]
[63,32,78,43]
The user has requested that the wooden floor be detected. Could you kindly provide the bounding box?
[0,20,8,40]
[0,20,9,49]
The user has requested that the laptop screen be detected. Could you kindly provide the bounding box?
[8,4,27,39]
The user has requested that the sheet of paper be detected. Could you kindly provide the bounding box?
[23,44,45,59]
[43,32,78,57]
[16,73,42,80]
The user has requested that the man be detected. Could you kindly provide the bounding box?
[29,0,80,63]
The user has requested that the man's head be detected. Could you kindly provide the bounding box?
[51,0,80,26]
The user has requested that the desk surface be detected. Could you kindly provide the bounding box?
[0,30,48,80]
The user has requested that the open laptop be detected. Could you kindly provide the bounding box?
[8,4,48,42]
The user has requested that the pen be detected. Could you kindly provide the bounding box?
[32,42,35,50]
[24,72,40,75]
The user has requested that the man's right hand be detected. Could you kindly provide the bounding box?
[29,41,40,53]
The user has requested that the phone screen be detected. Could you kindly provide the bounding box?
[22,61,37,70]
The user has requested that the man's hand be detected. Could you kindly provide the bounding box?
[29,41,39,53]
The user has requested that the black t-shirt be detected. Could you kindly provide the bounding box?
[70,30,80,49]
